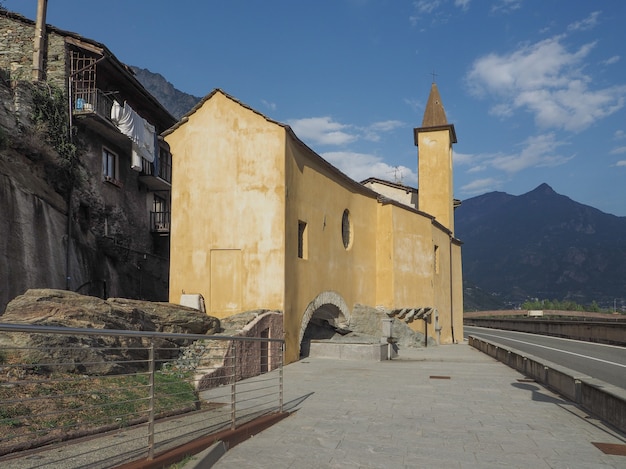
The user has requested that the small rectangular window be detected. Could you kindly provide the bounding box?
[102,147,118,181]
[298,220,308,259]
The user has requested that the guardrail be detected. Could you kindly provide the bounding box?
[0,323,284,468]
[464,318,626,346]
[468,335,626,434]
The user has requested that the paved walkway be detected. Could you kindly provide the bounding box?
[205,341,626,469]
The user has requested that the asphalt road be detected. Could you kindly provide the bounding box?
[464,325,626,390]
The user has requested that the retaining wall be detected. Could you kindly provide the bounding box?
[468,335,626,434]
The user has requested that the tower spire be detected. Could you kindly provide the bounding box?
[422,82,448,127]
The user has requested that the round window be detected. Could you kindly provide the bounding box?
[341,209,352,249]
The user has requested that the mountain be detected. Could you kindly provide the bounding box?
[131,66,201,120]
[455,183,626,310]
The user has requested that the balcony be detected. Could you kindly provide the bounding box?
[71,88,128,145]
[73,88,115,121]
[139,145,172,191]
[151,211,171,235]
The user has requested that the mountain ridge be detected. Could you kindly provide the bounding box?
[131,66,201,120]
[456,183,626,310]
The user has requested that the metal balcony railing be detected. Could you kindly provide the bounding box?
[141,149,172,184]
[150,211,171,233]
[0,324,284,467]
[73,88,115,122]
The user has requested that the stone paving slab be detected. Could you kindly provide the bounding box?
[210,341,626,469]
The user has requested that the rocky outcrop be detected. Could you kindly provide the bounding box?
[331,304,426,347]
[0,289,220,374]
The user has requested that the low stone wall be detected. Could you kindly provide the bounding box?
[469,336,626,434]
[309,341,391,361]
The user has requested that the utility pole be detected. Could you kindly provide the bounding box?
[32,0,48,81]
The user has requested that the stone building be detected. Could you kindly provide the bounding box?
[164,86,463,363]
[0,9,176,311]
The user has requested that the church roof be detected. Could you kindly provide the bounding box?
[422,82,448,127]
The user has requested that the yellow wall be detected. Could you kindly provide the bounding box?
[417,129,455,233]
[166,92,286,316]
[166,90,463,363]
[283,137,380,361]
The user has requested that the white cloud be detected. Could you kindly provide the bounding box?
[414,0,443,15]
[368,120,404,132]
[603,55,620,66]
[410,0,455,27]
[460,177,503,195]
[616,160,626,167]
[362,120,404,142]
[452,151,474,166]
[458,133,572,177]
[287,117,403,147]
[492,133,572,172]
[261,99,276,111]
[615,130,626,140]
[490,0,522,14]
[467,35,626,132]
[610,146,626,155]
[322,151,418,186]
[567,11,601,32]
[287,117,357,146]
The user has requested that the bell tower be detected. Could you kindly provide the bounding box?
[414,82,457,234]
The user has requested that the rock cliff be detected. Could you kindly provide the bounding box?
[0,289,220,374]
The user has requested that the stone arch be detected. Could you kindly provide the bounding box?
[299,291,351,356]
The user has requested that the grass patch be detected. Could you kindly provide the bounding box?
[0,367,203,455]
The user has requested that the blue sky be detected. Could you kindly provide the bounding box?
[5,0,626,215]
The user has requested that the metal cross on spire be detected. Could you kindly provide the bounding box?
[430,70,438,84]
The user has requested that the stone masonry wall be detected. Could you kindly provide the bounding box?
[0,14,68,86]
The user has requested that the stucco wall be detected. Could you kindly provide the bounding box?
[166,92,286,316]
[417,128,454,233]
[283,138,380,361]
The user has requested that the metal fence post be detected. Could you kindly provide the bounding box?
[147,338,155,460]
[230,341,237,430]
[279,342,284,413]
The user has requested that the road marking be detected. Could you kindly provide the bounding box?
[468,330,626,369]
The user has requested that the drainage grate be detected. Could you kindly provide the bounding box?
[592,442,626,456]
[429,376,451,380]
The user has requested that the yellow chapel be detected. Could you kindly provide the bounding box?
[164,84,463,363]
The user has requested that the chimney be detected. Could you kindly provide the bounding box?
[32,0,48,82]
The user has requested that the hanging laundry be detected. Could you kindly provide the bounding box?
[110,101,156,171]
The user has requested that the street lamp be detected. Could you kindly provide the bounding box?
[615,298,618,314]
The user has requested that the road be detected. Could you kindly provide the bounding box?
[464,326,626,390]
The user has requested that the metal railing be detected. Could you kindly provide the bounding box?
[73,88,115,121]
[150,211,171,233]
[141,148,173,184]
[0,323,284,468]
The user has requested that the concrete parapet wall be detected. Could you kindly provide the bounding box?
[465,318,626,346]
[469,335,626,434]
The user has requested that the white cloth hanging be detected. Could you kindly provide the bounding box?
[110,101,156,171]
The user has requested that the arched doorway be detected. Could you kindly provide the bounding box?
[299,292,351,357]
